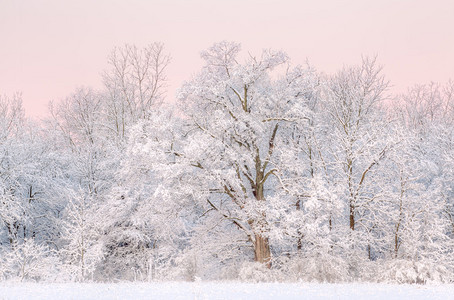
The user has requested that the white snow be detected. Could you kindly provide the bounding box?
[0,282,453,300]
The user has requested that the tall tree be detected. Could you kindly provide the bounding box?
[177,41,315,267]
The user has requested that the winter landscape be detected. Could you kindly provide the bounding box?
[2,0,454,299]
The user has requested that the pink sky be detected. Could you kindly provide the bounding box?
[1,0,453,118]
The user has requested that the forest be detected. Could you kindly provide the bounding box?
[1,41,454,284]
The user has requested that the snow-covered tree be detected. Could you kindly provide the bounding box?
[176,41,317,269]
[0,239,62,282]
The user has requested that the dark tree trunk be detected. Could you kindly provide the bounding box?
[252,182,271,268]
[349,203,355,230]
[254,234,271,268]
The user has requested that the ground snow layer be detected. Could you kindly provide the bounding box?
[1,282,454,299]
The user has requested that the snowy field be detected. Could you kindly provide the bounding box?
[1,282,453,300]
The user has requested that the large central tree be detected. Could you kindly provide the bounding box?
[177,42,315,267]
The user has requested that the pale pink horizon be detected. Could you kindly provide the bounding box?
[1,0,453,118]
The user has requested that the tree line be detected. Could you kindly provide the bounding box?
[0,41,454,283]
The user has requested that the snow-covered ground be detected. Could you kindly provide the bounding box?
[0,282,453,300]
